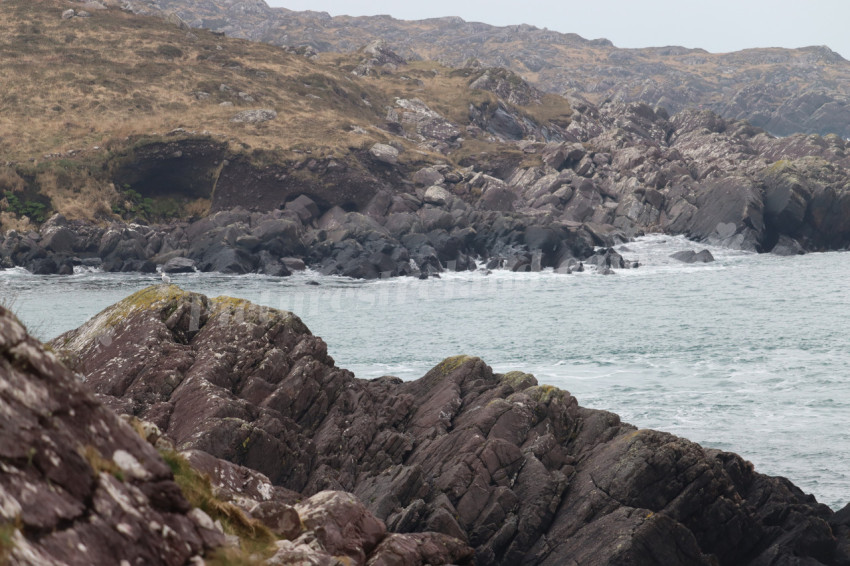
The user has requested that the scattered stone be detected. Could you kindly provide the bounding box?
[423,185,451,206]
[230,109,277,123]
[413,166,445,187]
[369,143,399,165]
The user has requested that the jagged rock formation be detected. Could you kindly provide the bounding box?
[120,0,850,138]
[0,304,223,564]
[5,0,850,279]
[6,94,850,278]
[53,286,850,565]
[0,299,472,565]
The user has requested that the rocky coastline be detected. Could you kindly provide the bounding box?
[0,285,837,564]
[4,5,850,278]
[4,4,850,564]
[5,97,850,279]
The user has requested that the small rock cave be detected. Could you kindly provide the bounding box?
[110,139,228,200]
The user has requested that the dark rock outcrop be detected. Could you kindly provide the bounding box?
[12,91,850,279]
[0,303,222,564]
[53,286,850,566]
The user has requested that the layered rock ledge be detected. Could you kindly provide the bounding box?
[52,286,850,565]
[0,303,223,564]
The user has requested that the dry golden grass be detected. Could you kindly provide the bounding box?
[159,449,278,560]
[0,0,391,161]
[0,168,26,193]
[0,211,34,232]
[35,166,118,221]
[0,0,576,222]
[185,197,212,219]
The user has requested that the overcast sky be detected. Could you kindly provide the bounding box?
[265,0,849,60]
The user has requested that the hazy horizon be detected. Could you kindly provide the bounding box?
[265,0,849,60]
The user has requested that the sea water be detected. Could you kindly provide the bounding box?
[4,235,848,510]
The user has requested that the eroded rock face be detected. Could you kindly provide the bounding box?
[54,286,850,566]
[0,304,222,565]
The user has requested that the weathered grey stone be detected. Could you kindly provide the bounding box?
[423,185,451,206]
[670,249,715,263]
[162,256,196,273]
[369,143,399,165]
[230,109,277,123]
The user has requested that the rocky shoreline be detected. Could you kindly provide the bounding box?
[4,5,850,280]
[5,94,850,279]
[0,285,837,564]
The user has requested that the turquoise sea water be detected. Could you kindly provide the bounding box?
[4,235,849,510]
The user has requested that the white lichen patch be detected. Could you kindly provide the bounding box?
[0,483,23,519]
[188,508,215,531]
[99,475,144,520]
[256,480,273,501]
[8,531,63,566]
[113,449,151,481]
[3,367,50,412]
[0,317,26,348]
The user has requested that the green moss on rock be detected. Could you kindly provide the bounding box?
[432,355,476,376]
[501,370,537,390]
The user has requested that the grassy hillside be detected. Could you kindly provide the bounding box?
[1,0,380,159]
[131,0,850,139]
[0,0,571,228]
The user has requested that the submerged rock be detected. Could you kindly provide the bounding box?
[52,286,850,566]
[670,249,715,263]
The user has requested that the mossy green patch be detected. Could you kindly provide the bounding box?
[103,285,190,327]
[160,449,276,553]
[765,159,792,174]
[528,384,566,405]
[501,370,537,389]
[0,518,20,562]
[433,355,476,376]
